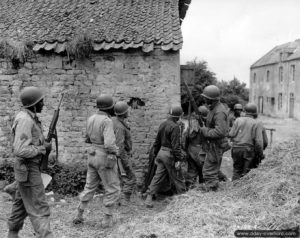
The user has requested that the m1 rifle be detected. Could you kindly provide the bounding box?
[182,78,204,127]
[40,93,64,172]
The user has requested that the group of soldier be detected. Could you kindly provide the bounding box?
[5,84,267,238]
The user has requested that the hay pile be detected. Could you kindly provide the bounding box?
[111,140,300,238]
[0,38,34,62]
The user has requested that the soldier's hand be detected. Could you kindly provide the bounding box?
[175,161,181,170]
[37,146,46,155]
[44,142,52,153]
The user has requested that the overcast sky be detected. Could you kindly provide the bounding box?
[180,0,300,86]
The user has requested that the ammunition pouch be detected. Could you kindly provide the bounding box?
[14,157,28,182]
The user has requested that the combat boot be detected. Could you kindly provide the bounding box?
[72,208,84,225]
[144,194,153,208]
[7,230,19,238]
[121,193,131,206]
[101,214,113,228]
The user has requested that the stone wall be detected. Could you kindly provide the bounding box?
[0,48,180,187]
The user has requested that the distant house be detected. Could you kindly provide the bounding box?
[250,39,300,120]
[0,0,191,186]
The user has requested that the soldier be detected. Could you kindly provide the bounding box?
[73,95,120,228]
[112,101,136,204]
[184,105,209,188]
[7,86,53,238]
[250,110,268,169]
[229,103,264,180]
[144,105,186,208]
[200,85,229,192]
[228,103,243,128]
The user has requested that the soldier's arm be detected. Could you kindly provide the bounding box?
[262,127,268,150]
[253,124,264,158]
[12,118,45,158]
[228,119,238,138]
[103,119,118,155]
[114,124,126,159]
[171,125,181,161]
[201,112,228,139]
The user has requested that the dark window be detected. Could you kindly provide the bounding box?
[266,70,270,82]
[253,73,256,83]
[278,93,283,110]
[290,65,295,81]
[279,66,283,83]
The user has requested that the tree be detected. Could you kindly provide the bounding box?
[181,58,217,113]
[217,77,249,110]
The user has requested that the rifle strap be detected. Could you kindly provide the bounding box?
[54,128,58,162]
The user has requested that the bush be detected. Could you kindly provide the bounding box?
[0,161,93,196]
[0,161,15,183]
[46,162,88,196]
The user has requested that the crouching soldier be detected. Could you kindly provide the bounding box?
[73,95,121,228]
[184,105,209,188]
[7,87,53,238]
[229,103,264,180]
[145,105,186,208]
[112,101,136,204]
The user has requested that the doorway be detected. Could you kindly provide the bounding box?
[289,93,294,118]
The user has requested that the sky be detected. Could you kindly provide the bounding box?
[180,0,300,86]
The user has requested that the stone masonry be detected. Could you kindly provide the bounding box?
[0,48,180,187]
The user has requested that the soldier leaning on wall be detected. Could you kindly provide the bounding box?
[73,94,121,228]
[112,101,137,205]
[7,86,54,238]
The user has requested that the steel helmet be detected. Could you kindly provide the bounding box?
[244,103,257,115]
[201,85,220,100]
[114,101,129,115]
[198,105,209,117]
[96,94,114,110]
[234,104,243,110]
[169,105,183,118]
[20,86,44,108]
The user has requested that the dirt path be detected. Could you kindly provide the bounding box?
[0,116,299,237]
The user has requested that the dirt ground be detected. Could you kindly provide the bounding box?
[0,116,299,237]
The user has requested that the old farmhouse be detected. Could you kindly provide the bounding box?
[250,39,300,120]
[0,0,191,186]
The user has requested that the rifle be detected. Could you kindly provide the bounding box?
[40,93,64,171]
[117,158,127,177]
[182,78,203,127]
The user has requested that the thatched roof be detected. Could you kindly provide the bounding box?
[0,0,191,53]
[251,39,300,68]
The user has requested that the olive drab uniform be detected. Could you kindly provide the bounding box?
[184,116,206,185]
[229,116,264,180]
[8,110,53,238]
[112,117,136,197]
[201,102,228,190]
[79,111,121,216]
[148,118,186,195]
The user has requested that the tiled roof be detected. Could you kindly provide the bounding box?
[0,0,187,53]
[251,39,300,68]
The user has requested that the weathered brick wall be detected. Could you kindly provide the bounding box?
[0,48,180,187]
